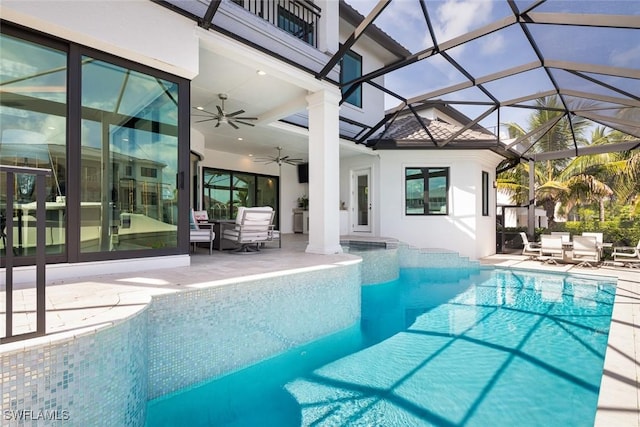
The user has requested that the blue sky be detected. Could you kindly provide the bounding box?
[346,0,640,140]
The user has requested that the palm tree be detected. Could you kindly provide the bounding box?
[596,129,640,218]
[498,96,611,227]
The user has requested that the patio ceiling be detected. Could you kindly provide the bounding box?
[160,0,640,164]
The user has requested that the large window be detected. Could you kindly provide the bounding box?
[405,167,449,215]
[80,56,180,253]
[1,24,188,265]
[341,50,362,108]
[202,168,279,227]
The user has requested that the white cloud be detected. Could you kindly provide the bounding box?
[434,0,494,42]
[610,44,640,68]
[481,32,505,55]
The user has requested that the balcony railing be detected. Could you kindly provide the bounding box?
[231,0,321,47]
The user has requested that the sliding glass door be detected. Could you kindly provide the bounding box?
[202,168,279,227]
[80,56,179,253]
[0,31,68,262]
[1,23,189,266]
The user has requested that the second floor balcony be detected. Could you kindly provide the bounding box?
[231,0,321,48]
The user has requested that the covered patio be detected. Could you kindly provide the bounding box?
[164,0,640,245]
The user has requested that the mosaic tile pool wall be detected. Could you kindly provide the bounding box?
[147,261,361,399]
[1,312,148,426]
[347,247,399,285]
[0,260,361,425]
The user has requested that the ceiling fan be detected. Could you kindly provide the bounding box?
[254,146,303,167]
[193,93,257,129]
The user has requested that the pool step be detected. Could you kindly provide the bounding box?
[398,244,480,269]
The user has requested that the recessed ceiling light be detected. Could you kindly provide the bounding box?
[196,106,204,110]
[256,70,267,76]
[237,137,243,141]
[248,154,253,157]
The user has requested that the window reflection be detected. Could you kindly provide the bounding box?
[0,33,67,258]
[405,167,449,215]
[203,168,279,226]
[80,57,179,252]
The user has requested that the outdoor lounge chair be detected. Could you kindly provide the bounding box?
[551,231,571,244]
[613,239,640,268]
[222,206,274,253]
[539,234,565,265]
[582,232,604,257]
[571,235,600,268]
[189,209,215,255]
[520,232,541,260]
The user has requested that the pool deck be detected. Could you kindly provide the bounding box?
[1,235,638,426]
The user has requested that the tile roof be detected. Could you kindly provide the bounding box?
[374,115,496,147]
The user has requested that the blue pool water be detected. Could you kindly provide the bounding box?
[146,267,616,426]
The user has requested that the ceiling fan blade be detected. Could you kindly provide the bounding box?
[195,118,217,123]
[235,116,258,121]
[193,107,217,116]
[226,109,246,117]
[234,120,255,127]
[215,121,221,128]
[216,105,224,115]
[229,121,239,129]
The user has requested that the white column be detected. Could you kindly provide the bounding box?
[305,89,343,255]
[315,0,339,55]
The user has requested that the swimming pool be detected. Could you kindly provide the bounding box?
[146,267,615,426]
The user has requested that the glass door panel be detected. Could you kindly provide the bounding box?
[203,170,232,220]
[257,175,279,228]
[353,169,371,232]
[80,56,179,253]
[0,33,68,263]
[232,172,255,218]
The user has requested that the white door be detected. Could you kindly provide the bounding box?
[352,168,371,233]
